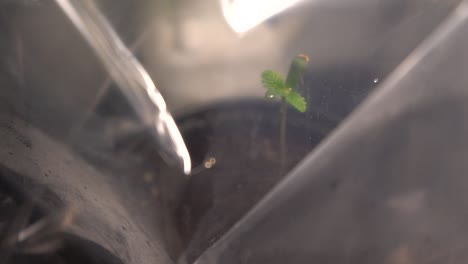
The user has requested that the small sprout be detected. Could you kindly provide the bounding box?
[261,54,309,112]
[260,54,309,173]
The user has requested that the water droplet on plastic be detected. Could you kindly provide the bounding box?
[373,78,379,83]
[204,157,217,169]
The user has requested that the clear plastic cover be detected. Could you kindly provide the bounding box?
[0,0,467,263]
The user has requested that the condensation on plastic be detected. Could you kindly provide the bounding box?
[55,0,191,174]
[192,1,468,263]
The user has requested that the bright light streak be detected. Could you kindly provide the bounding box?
[221,0,304,34]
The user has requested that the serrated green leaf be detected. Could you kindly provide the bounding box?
[261,70,286,94]
[286,91,307,112]
[261,68,307,112]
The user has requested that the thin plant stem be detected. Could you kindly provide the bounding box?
[280,97,287,174]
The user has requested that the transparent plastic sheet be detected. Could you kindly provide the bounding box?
[55,0,191,174]
[192,1,468,263]
[0,1,190,263]
[0,0,467,264]
[171,0,462,262]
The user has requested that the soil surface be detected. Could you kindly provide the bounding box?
[175,100,335,262]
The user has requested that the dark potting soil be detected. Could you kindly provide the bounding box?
[175,100,336,262]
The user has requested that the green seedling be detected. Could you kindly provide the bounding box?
[261,54,309,173]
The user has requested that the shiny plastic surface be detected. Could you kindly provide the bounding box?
[195,1,468,263]
[1,0,467,264]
